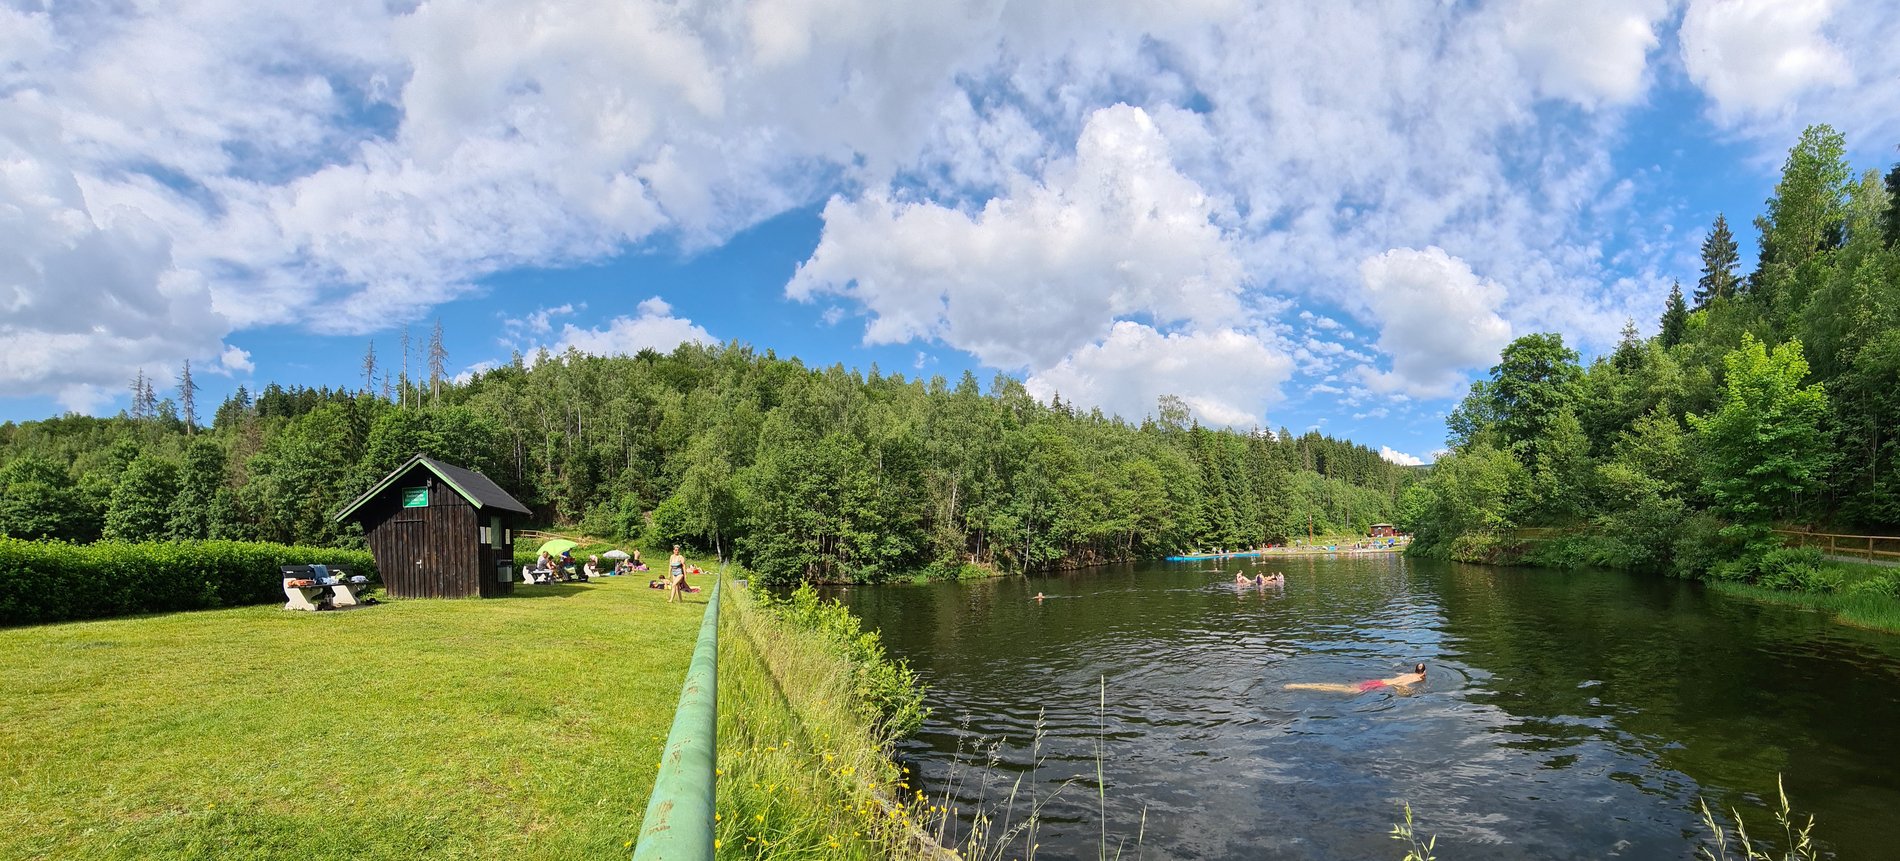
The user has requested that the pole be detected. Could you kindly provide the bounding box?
[633,574,723,860]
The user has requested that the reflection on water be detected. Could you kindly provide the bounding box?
[837,556,1900,860]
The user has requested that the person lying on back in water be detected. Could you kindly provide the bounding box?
[1236,572,1253,586]
[1285,663,1426,694]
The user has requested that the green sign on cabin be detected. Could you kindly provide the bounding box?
[401,487,428,508]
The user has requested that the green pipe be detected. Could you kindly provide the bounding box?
[633,574,722,860]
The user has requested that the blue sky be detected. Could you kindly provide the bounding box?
[5,0,1899,463]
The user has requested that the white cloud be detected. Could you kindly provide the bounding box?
[1356,247,1512,398]
[216,346,255,376]
[1023,322,1293,427]
[1680,0,1851,120]
[788,104,1243,371]
[10,0,1850,412]
[1501,0,1671,107]
[1379,445,1425,466]
[546,299,714,358]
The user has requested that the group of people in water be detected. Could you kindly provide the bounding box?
[1033,569,1425,695]
[1236,570,1285,587]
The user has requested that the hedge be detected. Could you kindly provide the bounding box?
[0,538,379,627]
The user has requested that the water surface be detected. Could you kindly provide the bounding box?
[837,556,1900,859]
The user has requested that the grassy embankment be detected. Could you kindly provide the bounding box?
[0,561,922,860]
[1706,559,1900,632]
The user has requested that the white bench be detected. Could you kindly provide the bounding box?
[280,565,364,611]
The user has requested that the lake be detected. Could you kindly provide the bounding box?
[836,555,1900,859]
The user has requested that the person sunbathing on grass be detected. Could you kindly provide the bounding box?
[1285,663,1426,694]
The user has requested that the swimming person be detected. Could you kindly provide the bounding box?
[1034,592,1046,602]
[1236,572,1254,586]
[1285,663,1426,694]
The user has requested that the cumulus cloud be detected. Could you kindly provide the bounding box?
[1501,0,1671,107]
[1379,446,1426,466]
[1356,247,1512,398]
[1023,323,1294,428]
[1680,0,1851,120]
[788,104,1243,371]
[13,0,1873,414]
[545,296,714,358]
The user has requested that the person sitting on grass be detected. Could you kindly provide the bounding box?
[584,555,600,578]
[1285,664,1427,695]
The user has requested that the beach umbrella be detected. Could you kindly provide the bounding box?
[536,538,578,557]
[601,549,630,560]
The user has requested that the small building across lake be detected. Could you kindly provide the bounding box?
[1369,523,1398,538]
[335,454,532,599]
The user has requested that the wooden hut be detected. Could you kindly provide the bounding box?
[1369,523,1398,538]
[334,454,532,599]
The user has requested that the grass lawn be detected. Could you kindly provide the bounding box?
[0,576,707,860]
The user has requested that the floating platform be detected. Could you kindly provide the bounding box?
[1165,551,1265,562]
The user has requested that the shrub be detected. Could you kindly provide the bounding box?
[1753,546,1832,592]
[0,537,378,627]
[1671,513,1735,579]
[1843,571,1900,600]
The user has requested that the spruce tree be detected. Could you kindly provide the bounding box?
[1883,158,1900,249]
[177,360,199,433]
[362,340,378,396]
[428,319,447,405]
[1696,213,1740,307]
[1659,279,1689,348]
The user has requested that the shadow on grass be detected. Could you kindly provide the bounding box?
[498,583,594,599]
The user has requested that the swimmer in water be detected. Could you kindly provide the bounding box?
[1034,592,1046,602]
[1236,572,1253,586]
[1285,663,1426,694]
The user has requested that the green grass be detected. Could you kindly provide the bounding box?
[713,582,930,860]
[1708,561,1900,633]
[0,577,709,860]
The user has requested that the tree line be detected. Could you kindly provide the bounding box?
[1404,124,1900,582]
[0,345,1411,586]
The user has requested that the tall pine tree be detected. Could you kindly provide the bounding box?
[1659,279,1689,348]
[177,360,199,433]
[1696,213,1740,306]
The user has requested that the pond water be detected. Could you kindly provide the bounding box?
[836,555,1900,860]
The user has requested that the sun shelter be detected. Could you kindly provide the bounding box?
[335,454,532,598]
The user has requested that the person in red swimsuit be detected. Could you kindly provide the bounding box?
[1286,663,1427,694]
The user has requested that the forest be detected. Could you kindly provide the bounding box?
[0,345,1410,586]
[1404,124,1900,584]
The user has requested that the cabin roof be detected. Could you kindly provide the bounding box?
[334,454,532,522]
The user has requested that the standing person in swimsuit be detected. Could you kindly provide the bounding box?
[667,545,687,604]
[1285,663,1426,694]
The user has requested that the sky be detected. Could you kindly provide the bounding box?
[4,0,1899,464]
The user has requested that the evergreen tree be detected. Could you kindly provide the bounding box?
[428,319,448,405]
[177,360,199,433]
[1695,213,1740,306]
[362,340,378,396]
[128,370,147,420]
[1883,157,1900,249]
[1659,280,1689,348]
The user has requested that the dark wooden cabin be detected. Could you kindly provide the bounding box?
[334,454,532,599]
[1369,523,1398,538]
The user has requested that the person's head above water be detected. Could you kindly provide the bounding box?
[1413,663,1427,676]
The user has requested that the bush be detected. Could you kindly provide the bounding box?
[1753,546,1832,591]
[1671,513,1735,579]
[1843,571,1900,599]
[0,537,378,627]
